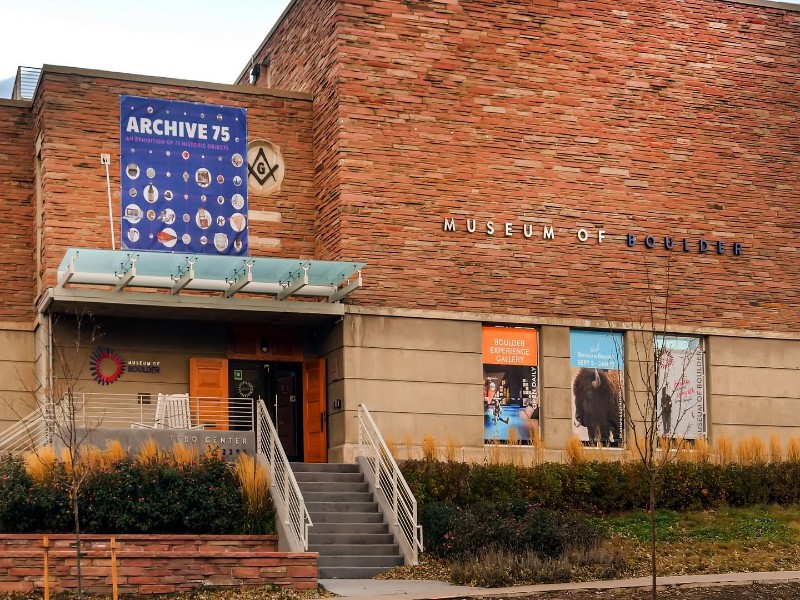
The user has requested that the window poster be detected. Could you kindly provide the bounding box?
[570,330,625,447]
[120,96,248,255]
[656,336,705,439]
[482,327,539,444]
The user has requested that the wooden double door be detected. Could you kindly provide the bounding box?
[189,357,327,463]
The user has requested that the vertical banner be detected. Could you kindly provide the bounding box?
[120,96,248,255]
[570,330,624,447]
[656,336,705,439]
[482,327,539,444]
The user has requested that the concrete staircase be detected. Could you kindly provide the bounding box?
[291,462,404,579]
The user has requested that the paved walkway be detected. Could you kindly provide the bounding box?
[320,570,800,599]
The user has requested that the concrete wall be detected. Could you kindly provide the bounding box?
[0,326,37,431]
[328,314,483,463]
[708,336,800,444]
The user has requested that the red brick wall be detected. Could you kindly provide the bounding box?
[239,0,345,260]
[266,0,800,332]
[33,69,317,290]
[0,101,35,323]
[0,534,317,594]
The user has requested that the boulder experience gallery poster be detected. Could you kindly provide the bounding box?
[120,96,248,255]
[482,327,540,444]
[570,330,625,448]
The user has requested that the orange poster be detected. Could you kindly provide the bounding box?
[482,327,538,367]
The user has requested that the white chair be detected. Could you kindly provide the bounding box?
[164,393,205,430]
[131,394,167,429]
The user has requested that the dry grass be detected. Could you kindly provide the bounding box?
[487,437,501,465]
[137,438,162,464]
[714,435,733,465]
[104,439,128,464]
[565,435,586,464]
[769,433,783,463]
[384,436,398,460]
[694,437,711,464]
[445,437,458,462]
[24,445,57,483]
[738,435,767,465]
[422,433,438,461]
[404,435,414,460]
[787,437,800,463]
[231,453,272,534]
[171,442,198,466]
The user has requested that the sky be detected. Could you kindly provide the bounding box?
[2,0,799,98]
[0,0,294,98]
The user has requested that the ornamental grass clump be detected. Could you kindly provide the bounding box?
[171,442,198,467]
[231,453,274,534]
[24,445,57,483]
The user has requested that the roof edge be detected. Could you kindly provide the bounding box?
[40,64,313,101]
[0,98,32,108]
[236,0,302,84]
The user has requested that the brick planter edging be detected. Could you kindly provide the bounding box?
[0,534,318,595]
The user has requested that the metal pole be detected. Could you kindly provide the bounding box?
[103,159,116,249]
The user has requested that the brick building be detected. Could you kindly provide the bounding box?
[1,0,799,462]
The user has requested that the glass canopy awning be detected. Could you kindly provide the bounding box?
[57,248,364,303]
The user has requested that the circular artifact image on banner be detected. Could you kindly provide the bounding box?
[232,153,244,168]
[214,232,229,252]
[231,193,244,210]
[144,183,159,203]
[127,228,140,243]
[230,213,246,232]
[126,163,140,180]
[195,168,211,188]
[124,204,143,224]
[146,167,156,179]
[196,208,212,229]
[157,228,178,248]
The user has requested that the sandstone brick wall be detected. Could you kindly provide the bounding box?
[32,68,317,291]
[0,100,35,324]
[238,0,344,260]
[0,534,317,594]
[260,0,800,333]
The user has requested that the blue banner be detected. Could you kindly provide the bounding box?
[120,96,248,255]
[569,330,623,370]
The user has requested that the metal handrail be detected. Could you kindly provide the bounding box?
[256,398,312,551]
[357,404,423,564]
[0,408,48,456]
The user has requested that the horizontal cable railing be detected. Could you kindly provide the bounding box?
[257,398,311,552]
[0,408,48,456]
[12,66,41,100]
[358,404,423,565]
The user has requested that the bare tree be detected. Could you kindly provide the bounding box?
[4,311,103,600]
[608,250,705,600]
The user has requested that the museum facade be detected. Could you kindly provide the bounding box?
[1,0,798,462]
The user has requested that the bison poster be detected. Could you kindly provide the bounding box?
[570,330,624,447]
[656,336,705,440]
[482,327,539,444]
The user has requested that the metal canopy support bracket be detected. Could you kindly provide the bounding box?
[170,259,195,295]
[329,271,362,303]
[225,261,253,298]
[278,264,310,301]
[114,255,138,292]
[58,254,78,288]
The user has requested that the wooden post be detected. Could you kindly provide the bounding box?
[110,537,118,600]
[42,536,50,600]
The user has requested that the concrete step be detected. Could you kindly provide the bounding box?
[311,522,389,535]
[318,565,397,579]
[309,532,395,545]
[309,543,399,556]
[309,511,384,524]
[297,481,370,493]
[291,462,359,473]
[294,471,364,483]
[303,491,374,504]
[307,501,378,513]
[318,555,404,568]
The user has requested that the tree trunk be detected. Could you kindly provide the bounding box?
[649,472,657,600]
[72,483,84,600]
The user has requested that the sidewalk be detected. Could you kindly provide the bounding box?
[320,570,800,599]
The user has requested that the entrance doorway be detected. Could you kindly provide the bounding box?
[230,361,303,461]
